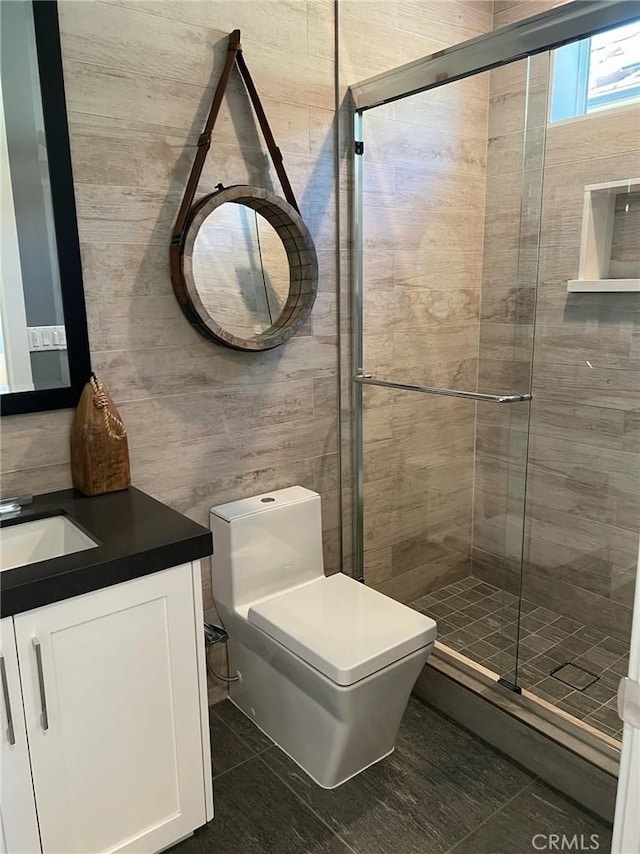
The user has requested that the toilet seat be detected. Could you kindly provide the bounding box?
[247,573,437,686]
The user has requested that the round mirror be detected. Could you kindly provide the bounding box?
[174,186,318,351]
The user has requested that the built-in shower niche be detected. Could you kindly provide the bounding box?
[568,178,640,292]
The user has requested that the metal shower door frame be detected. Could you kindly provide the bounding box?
[349,0,640,582]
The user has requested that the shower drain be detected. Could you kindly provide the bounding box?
[550,662,599,691]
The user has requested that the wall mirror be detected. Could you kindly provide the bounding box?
[176,186,318,350]
[170,30,318,352]
[0,0,91,416]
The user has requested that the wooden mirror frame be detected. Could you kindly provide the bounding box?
[172,185,318,351]
[170,30,318,352]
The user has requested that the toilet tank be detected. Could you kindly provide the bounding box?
[210,486,325,614]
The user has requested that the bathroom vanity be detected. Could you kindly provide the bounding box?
[0,488,214,854]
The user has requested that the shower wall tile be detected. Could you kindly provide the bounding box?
[492,0,572,29]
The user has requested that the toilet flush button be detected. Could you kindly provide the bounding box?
[261,497,275,503]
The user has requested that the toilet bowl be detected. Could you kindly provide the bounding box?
[210,486,437,789]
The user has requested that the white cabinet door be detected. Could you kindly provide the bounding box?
[0,617,41,854]
[15,565,207,854]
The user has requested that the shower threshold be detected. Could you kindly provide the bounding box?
[411,576,626,740]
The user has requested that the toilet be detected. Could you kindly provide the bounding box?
[210,486,437,788]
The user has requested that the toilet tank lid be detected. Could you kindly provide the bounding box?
[210,486,319,523]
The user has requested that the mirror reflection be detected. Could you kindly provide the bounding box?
[0,0,69,394]
[192,202,290,340]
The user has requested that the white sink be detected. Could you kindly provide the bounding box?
[0,516,98,572]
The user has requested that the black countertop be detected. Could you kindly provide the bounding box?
[0,487,213,617]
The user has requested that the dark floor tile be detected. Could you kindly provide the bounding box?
[578,645,622,671]
[208,708,259,778]
[518,663,549,687]
[446,594,472,611]
[471,581,500,597]
[464,619,492,641]
[447,612,471,629]
[550,635,594,659]
[529,607,560,624]
[457,588,485,604]
[573,625,607,647]
[519,615,546,634]
[520,634,558,655]
[448,781,612,854]
[550,616,584,634]
[212,700,273,755]
[457,577,482,591]
[168,757,350,854]
[535,623,570,644]
[474,613,504,634]
[519,599,540,614]
[461,602,490,620]
[583,704,623,733]
[599,669,622,691]
[428,601,457,619]
[446,628,481,649]
[597,636,629,657]
[433,618,457,636]
[582,679,618,705]
[527,653,560,675]
[464,639,502,661]
[608,655,630,677]
[557,692,602,719]
[484,630,515,651]
[530,677,573,703]
[262,699,533,854]
[428,588,457,603]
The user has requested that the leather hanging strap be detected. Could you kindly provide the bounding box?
[172,28,300,248]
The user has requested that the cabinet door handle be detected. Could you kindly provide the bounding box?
[0,653,15,745]
[33,639,49,731]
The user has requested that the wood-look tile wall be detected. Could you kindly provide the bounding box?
[0,0,339,703]
[338,2,493,603]
[473,0,640,642]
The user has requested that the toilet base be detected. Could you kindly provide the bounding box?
[227,635,431,789]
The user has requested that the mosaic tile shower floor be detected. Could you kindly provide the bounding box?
[411,576,627,740]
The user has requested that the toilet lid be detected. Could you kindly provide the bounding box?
[247,574,437,686]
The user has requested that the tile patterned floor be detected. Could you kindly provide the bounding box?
[411,576,628,740]
[168,697,611,854]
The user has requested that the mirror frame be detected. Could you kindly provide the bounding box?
[1,0,91,416]
[172,185,318,351]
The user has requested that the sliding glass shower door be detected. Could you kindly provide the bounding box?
[353,54,547,689]
[352,1,640,748]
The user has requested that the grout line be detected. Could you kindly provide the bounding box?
[444,778,539,854]
[212,745,275,782]
[255,754,360,854]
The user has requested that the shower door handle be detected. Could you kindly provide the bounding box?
[353,375,532,404]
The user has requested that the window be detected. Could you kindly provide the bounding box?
[550,20,640,123]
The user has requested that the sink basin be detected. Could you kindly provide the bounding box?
[0,516,98,572]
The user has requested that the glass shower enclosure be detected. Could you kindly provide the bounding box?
[349,0,640,745]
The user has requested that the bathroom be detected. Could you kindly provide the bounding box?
[1,0,639,852]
